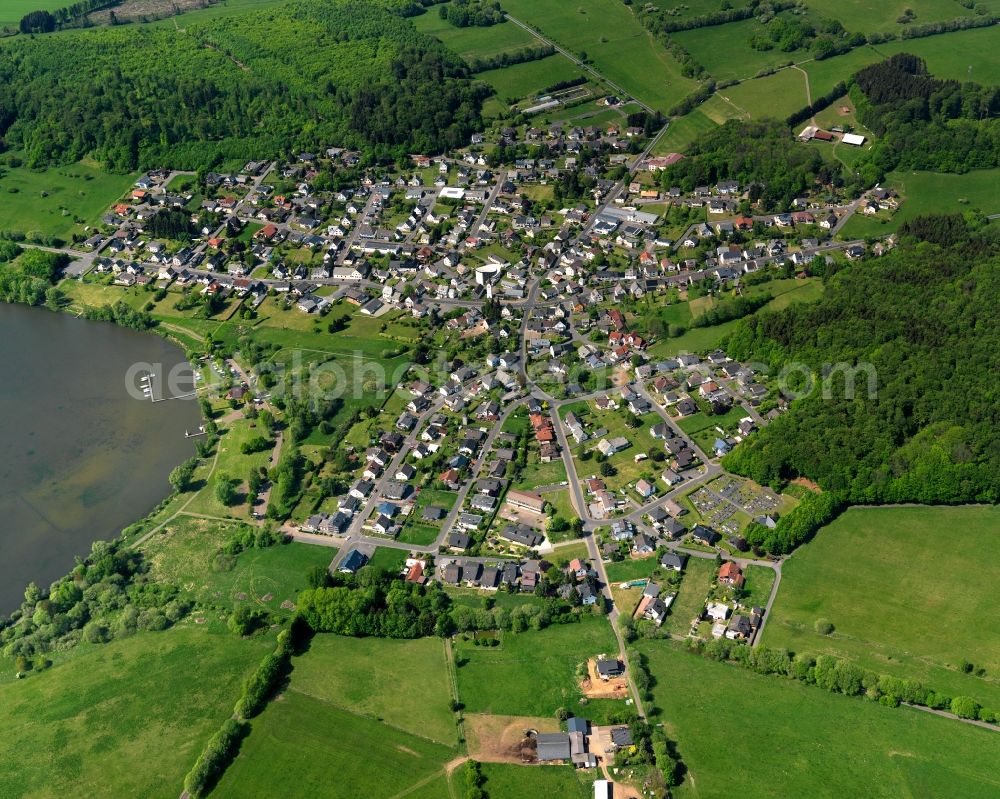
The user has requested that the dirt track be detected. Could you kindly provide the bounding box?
[465,714,560,763]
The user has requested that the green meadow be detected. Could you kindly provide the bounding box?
[286,634,457,745]
[654,108,720,154]
[211,631,462,797]
[499,0,698,111]
[412,9,536,61]
[670,19,805,83]
[721,68,810,121]
[765,505,1000,711]
[211,691,457,799]
[800,0,978,34]
[454,617,621,718]
[0,0,67,28]
[142,515,333,617]
[0,158,137,240]
[477,763,595,798]
[640,642,1000,799]
[0,626,270,798]
[478,54,585,103]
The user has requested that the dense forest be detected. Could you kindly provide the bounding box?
[723,216,1000,505]
[0,0,486,170]
[851,54,1000,180]
[656,120,853,210]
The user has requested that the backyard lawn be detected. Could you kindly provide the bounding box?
[661,556,715,636]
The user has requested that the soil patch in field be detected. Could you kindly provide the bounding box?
[465,714,561,763]
[581,659,629,699]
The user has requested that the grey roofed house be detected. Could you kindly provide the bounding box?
[448,532,472,550]
[610,727,634,749]
[596,657,624,679]
[535,732,572,762]
[647,505,668,524]
[500,524,544,548]
[458,513,483,530]
[727,614,753,639]
[383,481,411,501]
[660,551,687,571]
[567,717,589,735]
[442,562,462,584]
[501,562,519,585]
[480,566,501,589]
[470,494,496,512]
[422,505,446,522]
[338,549,368,574]
[579,582,598,605]
[463,562,483,584]
[662,517,686,538]
[691,524,720,545]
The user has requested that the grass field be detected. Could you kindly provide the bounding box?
[477,763,595,798]
[211,690,457,799]
[367,546,409,575]
[879,26,1000,85]
[183,418,277,520]
[478,54,585,103]
[803,28,1000,100]
[0,158,137,240]
[454,617,620,718]
[0,626,270,798]
[499,0,698,111]
[289,634,457,745]
[671,19,804,83]
[647,319,742,358]
[765,505,1000,710]
[840,168,1000,239]
[721,68,810,121]
[412,10,537,61]
[142,515,332,617]
[697,93,749,125]
[801,0,978,34]
[741,564,775,608]
[513,457,567,490]
[0,0,67,28]
[654,109,720,154]
[640,643,1000,799]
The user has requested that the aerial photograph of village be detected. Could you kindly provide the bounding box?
[0,0,998,796]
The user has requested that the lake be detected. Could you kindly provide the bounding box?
[0,303,202,613]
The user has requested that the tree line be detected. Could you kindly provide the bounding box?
[466,43,555,74]
[686,638,1000,727]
